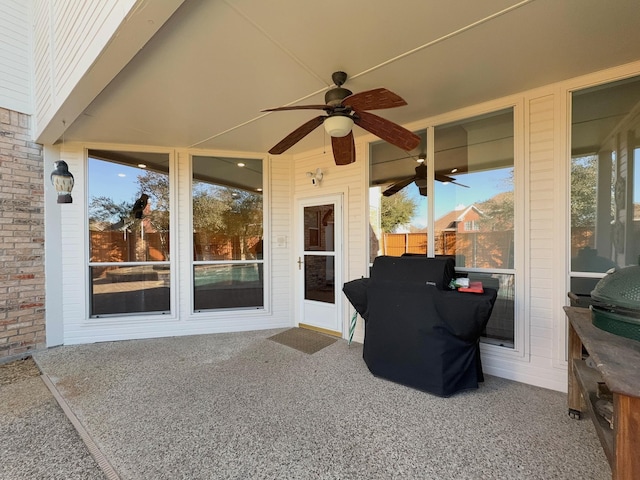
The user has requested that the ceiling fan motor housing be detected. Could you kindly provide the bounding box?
[325,87,353,106]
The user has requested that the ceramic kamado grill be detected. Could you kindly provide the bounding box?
[590,265,640,341]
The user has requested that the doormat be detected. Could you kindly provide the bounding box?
[268,328,337,354]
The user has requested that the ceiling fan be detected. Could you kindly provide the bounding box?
[381,154,468,197]
[263,71,420,165]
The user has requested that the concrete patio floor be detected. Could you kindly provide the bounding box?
[2,329,611,480]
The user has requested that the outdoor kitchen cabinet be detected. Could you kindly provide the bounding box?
[565,306,640,480]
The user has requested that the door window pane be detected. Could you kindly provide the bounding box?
[303,204,335,304]
[88,150,171,317]
[192,156,264,311]
[304,205,334,251]
[570,76,640,296]
[304,255,335,303]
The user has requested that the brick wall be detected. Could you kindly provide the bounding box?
[0,107,45,361]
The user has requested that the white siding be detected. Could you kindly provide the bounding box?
[0,0,33,113]
[528,94,558,366]
[33,0,52,122]
[32,0,137,136]
[269,155,294,323]
[292,146,369,342]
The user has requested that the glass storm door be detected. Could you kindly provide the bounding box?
[297,195,342,335]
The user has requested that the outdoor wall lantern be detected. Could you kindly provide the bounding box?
[51,160,74,203]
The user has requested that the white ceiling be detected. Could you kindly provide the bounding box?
[64,0,640,157]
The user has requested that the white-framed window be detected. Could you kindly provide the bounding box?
[368,108,517,348]
[570,75,640,300]
[191,155,264,312]
[434,108,515,348]
[87,150,171,317]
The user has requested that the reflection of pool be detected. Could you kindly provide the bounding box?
[194,264,261,287]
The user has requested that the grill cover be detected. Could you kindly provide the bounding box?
[343,256,497,397]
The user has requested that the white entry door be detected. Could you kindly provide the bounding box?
[296,194,343,335]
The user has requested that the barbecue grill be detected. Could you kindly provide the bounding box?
[590,265,640,341]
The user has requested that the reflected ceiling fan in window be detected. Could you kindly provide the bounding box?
[381,154,468,197]
[263,71,420,165]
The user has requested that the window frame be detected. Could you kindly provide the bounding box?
[367,100,526,357]
[84,146,177,321]
[568,74,640,296]
[188,152,267,314]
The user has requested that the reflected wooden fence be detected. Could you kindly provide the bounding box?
[90,231,262,264]
[90,231,168,263]
[382,231,514,269]
[382,233,428,257]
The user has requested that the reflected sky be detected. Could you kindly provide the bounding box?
[409,167,513,228]
[88,158,145,204]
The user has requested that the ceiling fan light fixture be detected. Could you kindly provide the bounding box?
[417,153,426,163]
[324,115,354,138]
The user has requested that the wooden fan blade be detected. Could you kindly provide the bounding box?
[268,116,325,154]
[342,88,407,111]
[354,110,420,151]
[382,176,416,196]
[262,105,330,112]
[331,132,356,165]
[418,186,428,197]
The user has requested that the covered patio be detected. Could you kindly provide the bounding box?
[3,330,610,479]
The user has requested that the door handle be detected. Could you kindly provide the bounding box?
[297,257,303,270]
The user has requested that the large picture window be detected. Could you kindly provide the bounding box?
[570,76,640,298]
[88,150,171,317]
[369,110,516,348]
[434,109,515,347]
[192,156,264,311]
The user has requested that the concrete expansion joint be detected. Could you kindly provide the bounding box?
[40,373,121,480]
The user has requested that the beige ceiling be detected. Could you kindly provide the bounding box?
[63,0,640,156]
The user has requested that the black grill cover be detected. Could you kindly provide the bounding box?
[371,255,455,290]
[343,256,497,397]
[342,278,370,320]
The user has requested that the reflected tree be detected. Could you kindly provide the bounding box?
[380,190,416,232]
[571,155,599,227]
[193,182,263,260]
